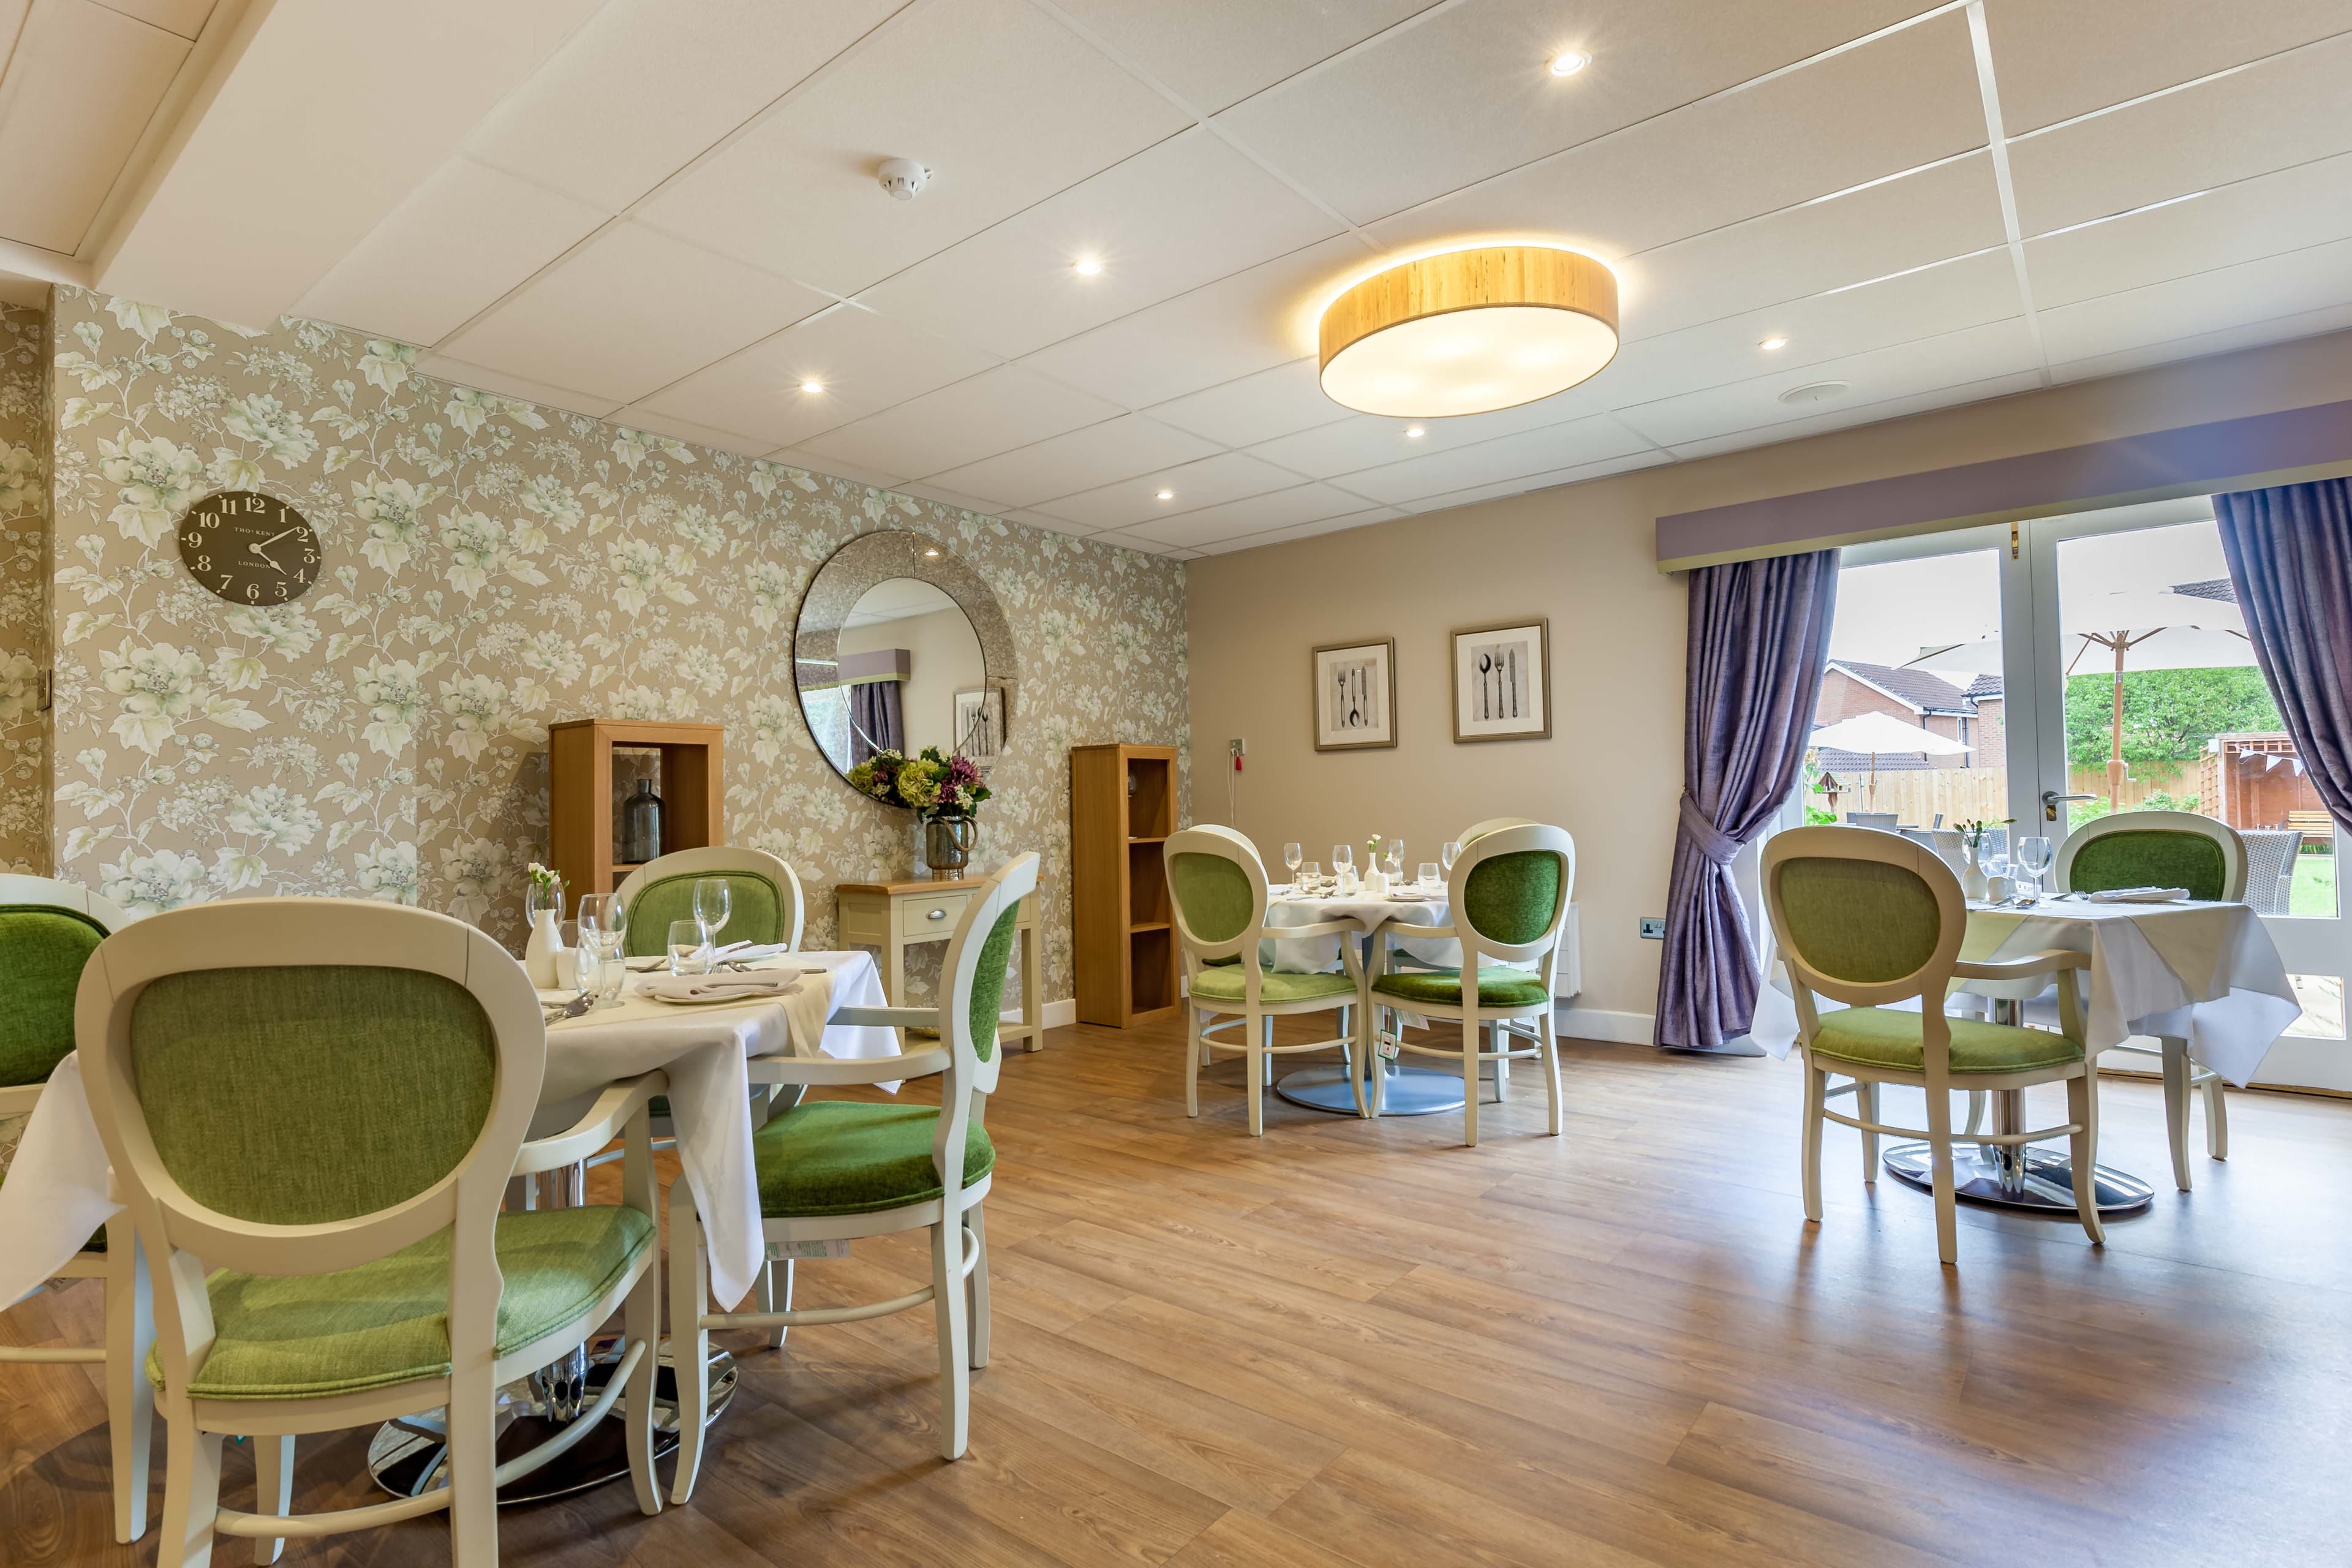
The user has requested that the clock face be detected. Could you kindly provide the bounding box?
[178,491,320,606]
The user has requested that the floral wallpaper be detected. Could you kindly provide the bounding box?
[0,306,46,873]
[31,287,1190,1003]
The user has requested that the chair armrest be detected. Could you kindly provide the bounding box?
[829,1005,940,1031]
[513,1072,665,1175]
[1951,948,2088,982]
[748,1047,949,1086]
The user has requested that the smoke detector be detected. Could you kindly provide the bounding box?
[1777,380,1851,405]
[876,158,931,201]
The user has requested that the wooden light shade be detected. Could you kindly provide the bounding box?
[1317,245,1619,417]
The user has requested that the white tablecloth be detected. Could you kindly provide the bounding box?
[1262,886,1458,971]
[1751,899,2299,1086]
[0,949,892,1317]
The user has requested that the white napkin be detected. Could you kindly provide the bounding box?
[2086,887,2192,903]
[636,972,802,1003]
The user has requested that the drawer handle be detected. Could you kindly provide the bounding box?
[927,907,948,921]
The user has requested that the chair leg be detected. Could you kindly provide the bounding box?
[251,1436,292,1564]
[447,1355,499,1568]
[1367,1006,1389,1117]
[1185,1008,1202,1117]
[966,1204,991,1370]
[106,1226,154,1545]
[1964,1088,1986,1137]
[2068,1069,2106,1246]
[1461,1014,1480,1148]
[1493,1030,1510,1101]
[1262,1014,1276,1084]
[1856,1079,1880,1183]
[157,1426,222,1568]
[930,1219,971,1460]
[753,1259,790,1349]
[623,1249,663,1517]
[1535,1011,1562,1136]
[1924,1080,1958,1265]
[2160,1036,2194,1191]
[667,1188,713,1506]
[1245,1012,1265,1136]
[2204,1072,2228,1160]
[1800,1062,1825,1223]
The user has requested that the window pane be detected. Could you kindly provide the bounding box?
[2286,974,2344,1040]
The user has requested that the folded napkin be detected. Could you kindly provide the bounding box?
[635,971,802,1003]
[2086,886,2191,903]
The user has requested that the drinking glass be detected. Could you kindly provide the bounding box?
[1419,862,1440,894]
[693,878,731,943]
[1440,840,1462,876]
[556,919,586,992]
[1283,843,1302,889]
[1332,844,1353,875]
[668,918,712,976]
[2014,836,2053,900]
[1384,839,1404,878]
[577,891,623,946]
[1298,862,1321,895]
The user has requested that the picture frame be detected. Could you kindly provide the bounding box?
[1451,618,1550,743]
[952,685,1003,768]
[1312,638,1396,752]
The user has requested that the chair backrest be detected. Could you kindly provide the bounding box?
[1762,827,1969,1065]
[2239,829,2302,915]
[1458,817,1534,846]
[77,899,545,1403]
[1446,824,1574,984]
[0,875,130,1099]
[1163,826,1268,971]
[2056,810,2245,902]
[930,853,1038,1213]
[614,846,804,957]
[1844,812,1899,830]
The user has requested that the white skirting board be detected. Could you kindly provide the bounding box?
[1551,1006,1656,1045]
[1010,998,1078,1030]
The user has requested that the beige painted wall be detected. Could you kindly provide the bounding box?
[1188,327,2352,1033]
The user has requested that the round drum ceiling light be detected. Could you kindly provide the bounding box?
[1317,245,1619,418]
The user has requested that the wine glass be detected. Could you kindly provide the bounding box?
[2014,836,2053,901]
[1383,839,1404,879]
[577,891,622,949]
[1283,843,1302,889]
[693,878,732,944]
[1440,840,1462,877]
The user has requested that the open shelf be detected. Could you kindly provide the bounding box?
[548,719,726,899]
[1073,742,1181,1027]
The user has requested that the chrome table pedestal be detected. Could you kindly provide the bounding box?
[1275,1061,1466,1115]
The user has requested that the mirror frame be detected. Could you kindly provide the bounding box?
[793,529,1018,792]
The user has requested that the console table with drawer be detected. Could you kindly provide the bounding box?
[834,876,1045,1052]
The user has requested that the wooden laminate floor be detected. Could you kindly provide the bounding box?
[7,1017,2351,1567]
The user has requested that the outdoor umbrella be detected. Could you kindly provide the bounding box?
[1808,710,1973,808]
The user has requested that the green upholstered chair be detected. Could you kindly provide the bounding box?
[0,875,150,1546]
[614,845,804,957]
[1164,826,1363,1135]
[1364,823,1574,1147]
[1763,826,2104,1265]
[2053,810,2246,1190]
[78,897,664,1568]
[667,851,1038,1493]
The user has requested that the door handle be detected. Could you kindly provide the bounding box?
[2041,789,2095,821]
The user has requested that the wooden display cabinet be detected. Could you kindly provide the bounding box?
[547,719,725,898]
[1071,742,1179,1027]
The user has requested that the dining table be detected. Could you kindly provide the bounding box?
[1752,894,2301,1213]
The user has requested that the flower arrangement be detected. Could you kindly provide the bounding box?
[526,861,561,894]
[1957,817,2013,851]
[1364,834,1382,866]
[846,745,992,821]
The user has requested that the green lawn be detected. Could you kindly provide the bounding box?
[2292,851,2336,918]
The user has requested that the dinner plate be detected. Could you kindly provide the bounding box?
[635,982,796,1007]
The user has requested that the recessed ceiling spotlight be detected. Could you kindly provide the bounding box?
[1073,256,1104,276]
[1758,336,1789,351]
[1778,380,1851,405]
[1156,488,1175,500]
[799,379,824,393]
[1405,426,1426,438]
[1548,50,1590,77]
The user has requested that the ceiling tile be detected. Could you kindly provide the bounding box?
[637,0,1190,297]
[1001,508,1100,537]
[415,353,623,419]
[2051,301,2352,385]
[2026,149,2352,309]
[1081,529,1185,555]
[1194,510,1401,552]
[610,406,762,455]
[1614,317,2041,448]
[1018,232,1367,408]
[466,0,908,211]
[100,0,213,39]
[1121,483,1395,546]
[638,303,997,450]
[295,157,610,345]
[1984,0,2352,135]
[1390,448,1672,514]
[858,127,1340,359]
[1047,0,1438,115]
[437,222,832,403]
[1212,0,1929,225]
[2036,234,2352,368]
[2006,31,2352,236]
[892,480,1005,515]
[1243,392,1613,480]
[762,443,907,490]
[1621,153,2008,339]
[1332,414,1656,504]
[796,362,1124,478]
[1143,358,1352,446]
[1663,368,2045,461]
[922,413,1218,508]
[1368,7,1985,263]
[0,0,189,252]
[1031,450,1300,531]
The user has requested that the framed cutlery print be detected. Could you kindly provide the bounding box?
[1313,638,1397,751]
[1451,619,1550,742]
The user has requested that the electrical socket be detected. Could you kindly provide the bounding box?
[1228,737,1246,757]
[1638,916,1667,940]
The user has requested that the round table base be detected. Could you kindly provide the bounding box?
[367,1343,738,1506]
[1275,1063,1466,1116]
[1881,1141,2154,1215]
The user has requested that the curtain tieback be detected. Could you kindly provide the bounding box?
[1677,794,1741,866]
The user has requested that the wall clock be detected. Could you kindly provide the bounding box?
[178,490,320,605]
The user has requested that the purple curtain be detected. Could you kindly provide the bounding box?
[1655,550,1840,1052]
[848,680,903,767]
[2215,477,2352,834]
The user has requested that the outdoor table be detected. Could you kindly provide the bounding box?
[1754,897,2299,1213]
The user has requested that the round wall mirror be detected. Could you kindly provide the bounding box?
[794,531,1016,788]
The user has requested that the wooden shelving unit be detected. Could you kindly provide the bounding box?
[548,718,726,899]
[1072,742,1179,1027]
